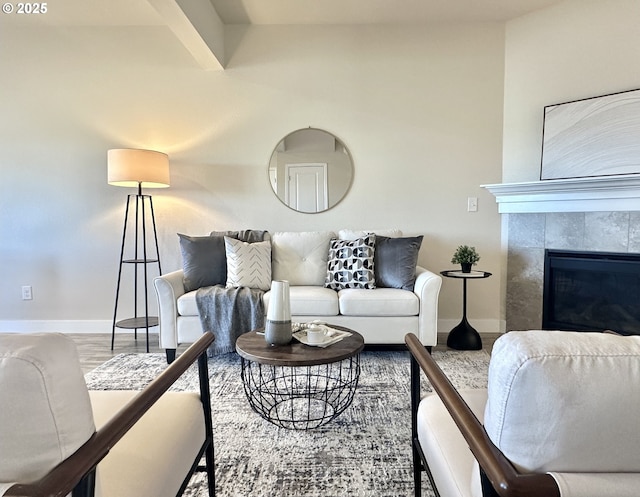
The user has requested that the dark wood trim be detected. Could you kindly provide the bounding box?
[405,333,561,497]
[5,332,215,497]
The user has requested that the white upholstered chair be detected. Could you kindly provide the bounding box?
[0,331,215,497]
[407,330,640,497]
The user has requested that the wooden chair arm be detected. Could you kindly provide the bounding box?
[405,333,560,497]
[5,332,215,497]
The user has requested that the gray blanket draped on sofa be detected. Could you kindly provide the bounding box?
[196,285,265,355]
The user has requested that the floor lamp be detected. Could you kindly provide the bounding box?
[108,148,170,352]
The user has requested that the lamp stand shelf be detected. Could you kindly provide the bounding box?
[111,190,162,353]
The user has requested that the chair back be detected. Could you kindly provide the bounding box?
[0,333,95,486]
[484,330,640,473]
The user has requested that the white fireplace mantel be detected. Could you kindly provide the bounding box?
[482,175,640,213]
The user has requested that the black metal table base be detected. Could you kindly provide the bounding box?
[441,270,491,351]
[446,316,482,350]
[240,356,360,430]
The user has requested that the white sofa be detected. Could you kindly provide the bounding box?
[407,330,640,497]
[155,229,442,361]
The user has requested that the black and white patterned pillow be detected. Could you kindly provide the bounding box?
[324,234,376,290]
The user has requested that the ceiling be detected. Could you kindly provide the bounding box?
[1,0,566,27]
[209,0,566,25]
[1,0,566,69]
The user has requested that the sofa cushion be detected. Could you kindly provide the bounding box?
[264,286,339,316]
[325,235,376,290]
[271,231,335,286]
[484,330,640,473]
[224,237,272,291]
[338,229,402,240]
[338,288,419,316]
[0,333,96,486]
[375,235,423,291]
[177,290,199,316]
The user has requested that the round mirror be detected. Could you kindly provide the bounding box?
[268,128,354,213]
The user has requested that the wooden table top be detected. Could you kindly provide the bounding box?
[235,326,364,367]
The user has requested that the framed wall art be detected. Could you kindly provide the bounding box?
[541,88,640,180]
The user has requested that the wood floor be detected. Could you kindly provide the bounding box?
[68,333,189,374]
[68,332,499,374]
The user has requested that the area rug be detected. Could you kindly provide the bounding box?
[85,349,490,497]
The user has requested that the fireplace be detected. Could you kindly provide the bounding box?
[543,249,640,335]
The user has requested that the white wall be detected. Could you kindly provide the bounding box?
[503,0,640,183]
[0,21,505,333]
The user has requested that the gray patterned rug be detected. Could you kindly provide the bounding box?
[85,349,489,497]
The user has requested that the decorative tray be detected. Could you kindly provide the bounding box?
[292,326,352,348]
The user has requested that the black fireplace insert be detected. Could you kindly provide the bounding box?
[543,249,640,335]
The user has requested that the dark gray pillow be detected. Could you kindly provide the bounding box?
[375,235,423,291]
[179,230,269,292]
[178,234,227,292]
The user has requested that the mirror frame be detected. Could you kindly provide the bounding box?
[268,127,354,213]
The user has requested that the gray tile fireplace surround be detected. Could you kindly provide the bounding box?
[506,211,640,331]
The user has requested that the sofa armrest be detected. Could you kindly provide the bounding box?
[405,333,560,497]
[4,332,215,497]
[153,270,186,350]
[413,266,442,346]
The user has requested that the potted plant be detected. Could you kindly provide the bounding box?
[451,245,480,273]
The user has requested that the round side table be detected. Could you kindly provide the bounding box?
[440,270,492,350]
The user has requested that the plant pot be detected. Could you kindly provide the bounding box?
[461,263,472,273]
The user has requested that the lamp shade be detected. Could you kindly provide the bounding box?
[107,149,170,188]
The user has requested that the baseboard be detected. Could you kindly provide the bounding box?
[0,320,159,334]
[0,318,504,336]
[438,318,505,334]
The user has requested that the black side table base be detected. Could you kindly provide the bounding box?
[446,317,482,351]
[440,269,491,351]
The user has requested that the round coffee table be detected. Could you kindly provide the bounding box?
[235,326,364,430]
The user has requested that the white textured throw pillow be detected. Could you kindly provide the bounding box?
[224,237,272,291]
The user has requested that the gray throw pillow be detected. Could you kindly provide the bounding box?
[178,234,227,292]
[375,235,423,291]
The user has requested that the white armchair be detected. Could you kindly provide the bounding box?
[407,330,640,497]
[0,332,215,497]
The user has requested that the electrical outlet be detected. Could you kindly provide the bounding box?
[467,197,478,212]
[21,286,32,300]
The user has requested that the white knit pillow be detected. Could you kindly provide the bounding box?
[224,237,272,290]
